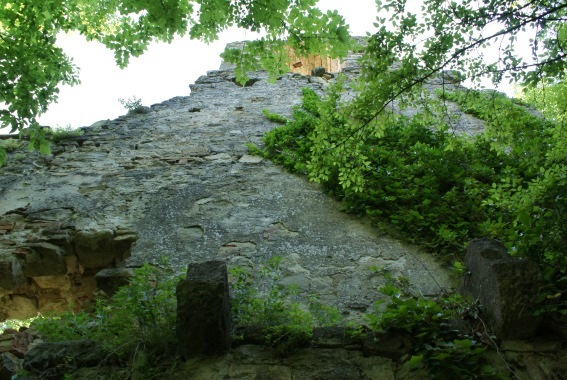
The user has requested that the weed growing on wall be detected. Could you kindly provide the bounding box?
[49,125,84,142]
[0,138,25,152]
[118,96,145,114]
[230,256,343,355]
[367,282,505,379]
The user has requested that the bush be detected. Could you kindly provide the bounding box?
[31,263,182,375]
[367,282,504,379]
[230,256,342,355]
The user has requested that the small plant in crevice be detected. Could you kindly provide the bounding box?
[49,125,84,142]
[0,138,25,166]
[118,96,145,114]
[229,256,343,355]
[31,261,182,378]
[367,281,506,379]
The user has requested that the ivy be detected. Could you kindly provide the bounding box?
[367,283,504,379]
[0,0,353,166]
[258,83,566,317]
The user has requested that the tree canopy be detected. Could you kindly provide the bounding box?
[0,0,351,164]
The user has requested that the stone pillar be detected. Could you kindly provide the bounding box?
[459,239,542,339]
[176,261,232,358]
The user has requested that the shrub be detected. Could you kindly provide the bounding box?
[260,84,566,316]
[31,263,182,374]
[230,256,342,355]
[367,282,505,379]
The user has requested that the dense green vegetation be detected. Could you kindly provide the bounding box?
[256,79,566,315]
[369,281,502,379]
[29,264,181,378]
[19,258,506,379]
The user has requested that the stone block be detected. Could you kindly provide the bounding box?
[0,253,25,290]
[33,275,71,291]
[176,261,232,358]
[459,239,542,339]
[74,229,115,269]
[3,296,37,320]
[23,340,106,379]
[111,233,137,259]
[362,331,414,359]
[95,267,135,296]
[311,66,326,77]
[0,352,22,380]
[23,243,66,277]
[44,230,74,255]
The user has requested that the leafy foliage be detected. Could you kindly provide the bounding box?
[0,0,352,166]
[258,83,566,313]
[32,263,182,370]
[367,283,504,379]
[362,0,567,96]
[230,256,343,354]
[518,78,567,124]
[0,138,24,153]
[118,96,145,113]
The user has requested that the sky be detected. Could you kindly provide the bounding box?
[28,0,378,131]
[2,0,525,134]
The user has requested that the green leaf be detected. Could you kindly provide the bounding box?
[408,354,423,368]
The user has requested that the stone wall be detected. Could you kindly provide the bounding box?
[1,42,565,380]
[0,43,492,321]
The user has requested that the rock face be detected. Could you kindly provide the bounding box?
[459,239,543,339]
[22,340,107,380]
[177,261,232,358]
[0,43,486,321]
[0,217,137,319]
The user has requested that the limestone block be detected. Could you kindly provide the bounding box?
[37,293,69,314]
[459,238,542,339]
[44,230,74,255]
[33,275,71,291]
[362,331,414,359]
[3,296,37,320]
[23,341,106,379]
[95,267,135,296]
[111,233,137,259]
[0,352,22,380]
[23,243,66,277]
[238,155,263,164]
[311,66,326,77]
[74,229,115,269]
[0,253,25,291]
[176,261,232,358]
[228,364,291,380]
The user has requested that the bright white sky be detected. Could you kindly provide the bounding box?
[1,0,524,134]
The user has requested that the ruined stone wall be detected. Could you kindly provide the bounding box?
[2,43,566,380]
[0,44,492,321]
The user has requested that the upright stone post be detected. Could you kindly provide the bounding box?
[459,239,542,339]
[176,261,232,358]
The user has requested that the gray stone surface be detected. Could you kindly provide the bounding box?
[459,238,542,339]
[177,261,232,358]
